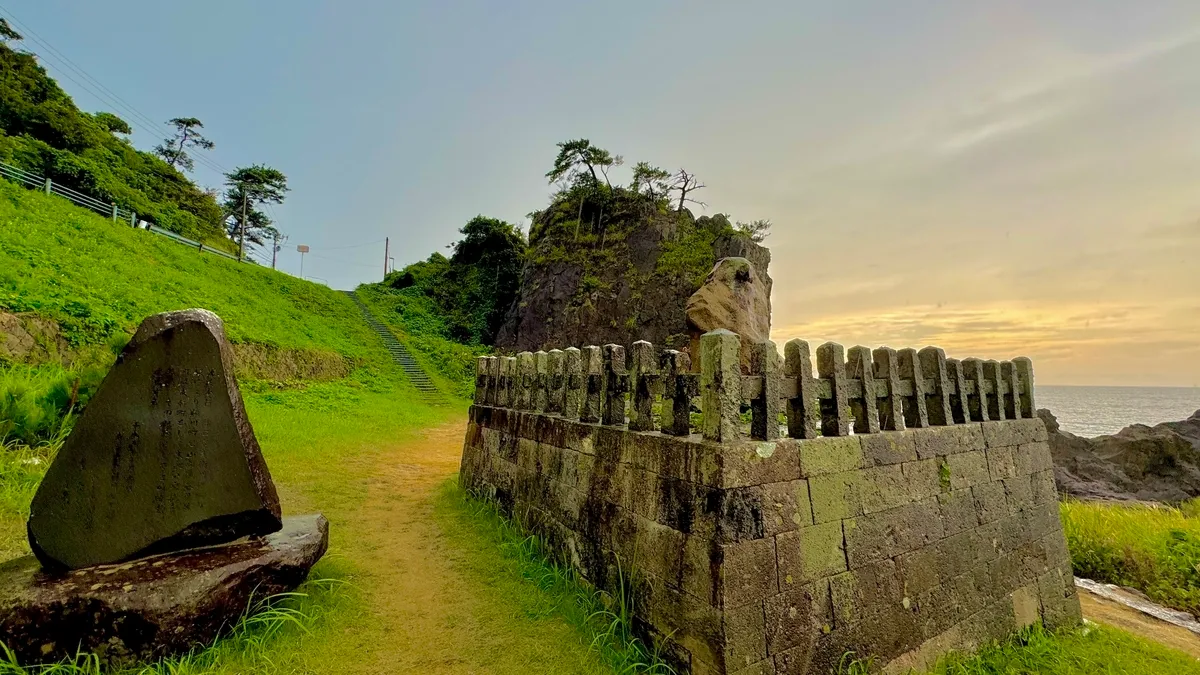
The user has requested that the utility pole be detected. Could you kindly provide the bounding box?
[238,189,247,263]
[383,237,389,279]
[271,231,280,269]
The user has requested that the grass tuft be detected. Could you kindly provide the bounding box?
[1060,499,1200,615]
[440,483,676,675]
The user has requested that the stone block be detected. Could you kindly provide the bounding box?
[936,489,977,537]
[1002,476,1034,514]
[897,546,941,596]
[808,470,863,524]
[972,481,1008,524]
[636,517,686,586]
[718,488,768,543]
[724,600,768,671]
[901,459,943,501]
[721,538,779,608]
[681,535,719,605]
[844,499,944,568]
[912,423,985,459]
[1030,468,1058,507]
[829,559,906,628]
[631,469,661,521]
[760,480,814,535]
[719,439,802,488]
[28,310,282,570]
[981,419,1047,449]
[798,436,864,477]
[765,581,833,655]
[729,660,775,675]
[860,432,917,467]
[945,450,990,491]
[986,446,1018,482]
[777,521,847,587]
[1021,441,1054,474]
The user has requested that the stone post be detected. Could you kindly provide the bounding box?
[1000,361,1019,420]
[486,356,501,406]
[918,347,953,426]
[581,346,602,423]
[564,347,582,419]
[899,348,929,429]
[547,349,566,414]
[847,346,879,434]
[659,350,692,436]
[1014,357,1035,419]
[629,341,657,432]
[602,344,627,426]
[962,358,989,422]
[784,339,820,439]
[494,356,508,408]
[872,347,906,432]
[817,342,850,437]
[534,351,550,413]
[701,330,742,442]
[504,357,518,408]
[517,352,535,411]
[983,360,1005,421]
[474,356,489,405]
[751,341,782,440]
[946,358,969,424]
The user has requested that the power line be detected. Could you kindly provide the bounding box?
[321,238,386,251]
[0,5,231,177]
[308,253,379,269]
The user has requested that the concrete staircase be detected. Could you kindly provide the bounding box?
[342,290,440,398]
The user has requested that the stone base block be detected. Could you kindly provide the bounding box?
[0,514,328,667]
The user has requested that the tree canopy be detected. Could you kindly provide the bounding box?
[0,41,227,243]
[224,165,288,259]
[154,117,214,173]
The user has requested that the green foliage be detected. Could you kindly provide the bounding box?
[654,213,737,287]
[224,165,288,256]
[153,118,213,173]
[923,622,1200,674]
[0,179,381,359]
[1061,499,1200,615]
[0,43,226,242]
[380,215,524,346]
[546,139,621,188]
[0,361,108,446]
[442,484,676,674]
[354,284,485,398]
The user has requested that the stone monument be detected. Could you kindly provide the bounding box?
[0,309,328,666]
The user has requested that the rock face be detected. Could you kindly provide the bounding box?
[1040,408,1200,502]
[496,216,772,354]
[28,309,281,571]
[685,257,771,370]
[0,312,71,365]
[0,515,328,667]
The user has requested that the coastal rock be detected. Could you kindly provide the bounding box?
[685,257,772,370]
[0,515,327,667]
[1040,408,1200,502]
[28,309,281,571]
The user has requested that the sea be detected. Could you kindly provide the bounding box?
[1035,386,1200,438]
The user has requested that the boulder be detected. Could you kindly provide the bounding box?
[28,309,281,571]
[685,257,772,370]
[0,514,328,667]
[1040,408,1200,503]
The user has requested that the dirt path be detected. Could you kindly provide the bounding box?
[1079,588,1200,659]
[308,419,608,675]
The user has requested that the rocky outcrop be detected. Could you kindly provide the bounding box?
[0,312,71,365]
[685,257,771,370]
[1040,408,1200,503]
[496,213,772,354]
[0,515,328,667]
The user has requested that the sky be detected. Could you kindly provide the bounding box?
[7,1,1200,386]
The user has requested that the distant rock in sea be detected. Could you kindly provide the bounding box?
[1039,407,1200,503]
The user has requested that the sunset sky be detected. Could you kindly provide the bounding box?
[13,1,1200,386]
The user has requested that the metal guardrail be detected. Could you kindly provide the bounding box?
[0,158,241,262]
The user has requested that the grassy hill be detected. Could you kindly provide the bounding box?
[0,178,434,446]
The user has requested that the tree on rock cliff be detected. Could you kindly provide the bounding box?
[546,139,620,188]
[670,169,706,213]
[632,162,671,202]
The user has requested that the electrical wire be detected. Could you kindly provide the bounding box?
[0,6,231,177]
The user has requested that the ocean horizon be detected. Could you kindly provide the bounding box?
[1035,385,1200,438]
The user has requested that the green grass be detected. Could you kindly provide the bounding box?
[1061,499,1200,615]
[0,179,380,361]
[354,283,485,398]
[435,483,676,675]
[915,622,1200,675]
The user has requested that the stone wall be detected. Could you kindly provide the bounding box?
[459,332,1080,675]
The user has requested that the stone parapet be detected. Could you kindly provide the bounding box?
[460,331,1078,674]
